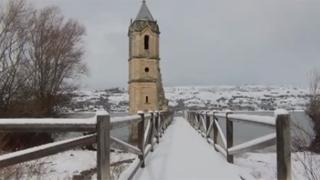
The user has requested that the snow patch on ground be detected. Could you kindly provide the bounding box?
[0,149,136,180]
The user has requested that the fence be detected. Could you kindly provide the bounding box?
[186,110,291,180]
[0,110,174,180]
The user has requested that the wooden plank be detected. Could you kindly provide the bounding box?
[213,117,218,152]
[215,144,227,157]
[197,114,201,131]
[200,132,206,137]
[155,112,160,144]
[226,113,234,163]
[214,112,228,119]
[215,113,275,127]
[111,115,142,129]
[276,113,291,180]
[127,139,158,180]
[143,119,151,148]
[0,134,96,168]
[201,114,207,133]
[206,120,213,138]
[111,158,135,167]
[138,112,145,168]
[0,112,150,132]
[0,119,96,132]
[128,159,144,180]
[97,114,111,180]
[110,136,142,155]
[205,114,211,138]
[144,144,152,157]
[228,133,276,155]
[150,112,155,152]
[159,114,163,137]
[227,114,275,127]
[215,120,227,148]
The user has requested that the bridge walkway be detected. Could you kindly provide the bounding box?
[131,117,252,180]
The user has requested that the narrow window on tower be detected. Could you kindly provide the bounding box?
[145,67,149,73]
[145,96,149,104]
[144,35,149,50]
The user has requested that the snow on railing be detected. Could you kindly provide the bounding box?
[0,110,175,180]
[186,109,291,180]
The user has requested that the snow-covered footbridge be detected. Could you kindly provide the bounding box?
[0,110,291,180]
[121,110,291,180]
[123,117,249,180]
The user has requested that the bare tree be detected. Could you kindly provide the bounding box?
[0,0,31,114]
[24,7,86,115]
[0,0,87,150]
[306,70,320,152]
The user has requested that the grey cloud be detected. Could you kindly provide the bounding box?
[13,0,320,88]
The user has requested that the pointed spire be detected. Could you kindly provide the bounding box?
[135,0,154,21]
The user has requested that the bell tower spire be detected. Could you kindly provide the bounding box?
[135,0,154,21]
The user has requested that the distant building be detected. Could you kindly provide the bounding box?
[128,0,168,114]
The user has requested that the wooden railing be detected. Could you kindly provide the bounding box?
[186,110,291,180]
[0,110,174,180]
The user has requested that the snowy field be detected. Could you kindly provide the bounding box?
[70,85,309,113]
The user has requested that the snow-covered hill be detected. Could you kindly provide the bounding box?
[68,85,309,112]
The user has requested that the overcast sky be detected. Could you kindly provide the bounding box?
[24,0,320,89]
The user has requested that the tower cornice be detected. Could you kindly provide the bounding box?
[128,57,160,61]
[129,20,160,34]
[128,79,157,84]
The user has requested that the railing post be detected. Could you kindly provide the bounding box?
[159,113,163,137]
[226,112,234,163]
[206,112,210,139]
[171,111,174,124]
[191,112,194,124]
[276,111,291,180]
[158,112,162,138]
[156,111,160,144]
[97,112,110,180]
[197,113,201,131]
[150,112,155,152]
[193,113,196,128]
[213,115,218,152]
[138,111,145,168]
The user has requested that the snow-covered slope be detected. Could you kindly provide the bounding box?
[69,85,309,112]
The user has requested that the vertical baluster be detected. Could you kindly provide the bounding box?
[138,111,145,168]
[156,112,160,144]
[150,112,155,152]
[226,112,234,163]
[213,114,218,152]
[206,112,210,139]
[197,113,201,131]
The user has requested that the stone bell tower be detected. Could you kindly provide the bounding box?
[128,0,167,114]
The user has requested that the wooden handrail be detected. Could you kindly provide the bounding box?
[0,110,175,180]
[186,109,291,180]
[0,134,96,168]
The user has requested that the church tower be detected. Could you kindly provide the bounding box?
[128,0,167,114]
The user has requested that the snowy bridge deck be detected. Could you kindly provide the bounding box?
[121,117,251,180]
